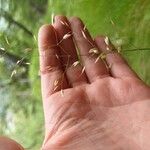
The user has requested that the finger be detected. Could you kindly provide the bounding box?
[69,17,109,83]
[95,36,139,78]
[53,15,88,86]
[38,24,68,98]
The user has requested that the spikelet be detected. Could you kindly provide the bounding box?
[95,56,100,63]
[100,52,106,59]
[0,47,5,51]
[33,35,37,41]
[63,33,72,40]
[45,65,53,71]
[51,12,54,24]
[53,85,59,91]
[81,66,85,75]
[16,60,22,65]
[53,79,59,91]
[5,36,10,45]
[25,48,32,53]
[89,48,99,54]
[108,63,112,69]
[55,54,59,59]
[81,30,87,39]
[11,70,17,78]
[110,19,115,26]
[104,36,110,46]
[25,62,31,65]
[95,53,106,63]
[54,79,59,86]
[117,47,121,53]
[60,20,66,25]
[106,47,110,51]
[61,89,64,97]
[72,61,80,67]
[60,20,69,27]
[83,25,86,31]
[57,33,72,45]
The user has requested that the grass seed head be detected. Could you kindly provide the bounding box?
[117,47,121,53]
[60,20,66,25]
[108,63,112,69]
[89,48,99,54]
[33,35,37,41]
[106,46,110,51]
[110,19,115,26]
[11,70,17,78]
[81,30,87,39]
[104,36,110,46]
[16,60,22,65]
[51,12,54,24]
[55,54,59,59]
[0,47,5,51]
[83,25,86,31]
[61,89,64,97]
[81,66,85,75]
[53,85,59,91]
[95,52,106,63]
[72,61,80,67]
[25,62,31,65]
[54,79,59,86]
[100,52,106,59]
[25,48,32,53]
[60,20,69,27]
[63,33,72,40]
[45,66,53,71]
[5,36,10,45]
[95,55,101,63]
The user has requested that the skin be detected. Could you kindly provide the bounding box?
[0,137,24,150]
[0,16,150,150]
[38,16,150,150]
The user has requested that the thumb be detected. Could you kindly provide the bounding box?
[0,137,24,150]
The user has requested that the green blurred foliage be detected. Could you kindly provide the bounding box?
[0,0,150,149]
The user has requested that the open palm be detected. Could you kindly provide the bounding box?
[38,16,150,150]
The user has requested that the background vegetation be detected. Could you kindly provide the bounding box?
[0,0,150,149]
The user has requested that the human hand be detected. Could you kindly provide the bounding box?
[0,137,24,150]
[38,16,150,150]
